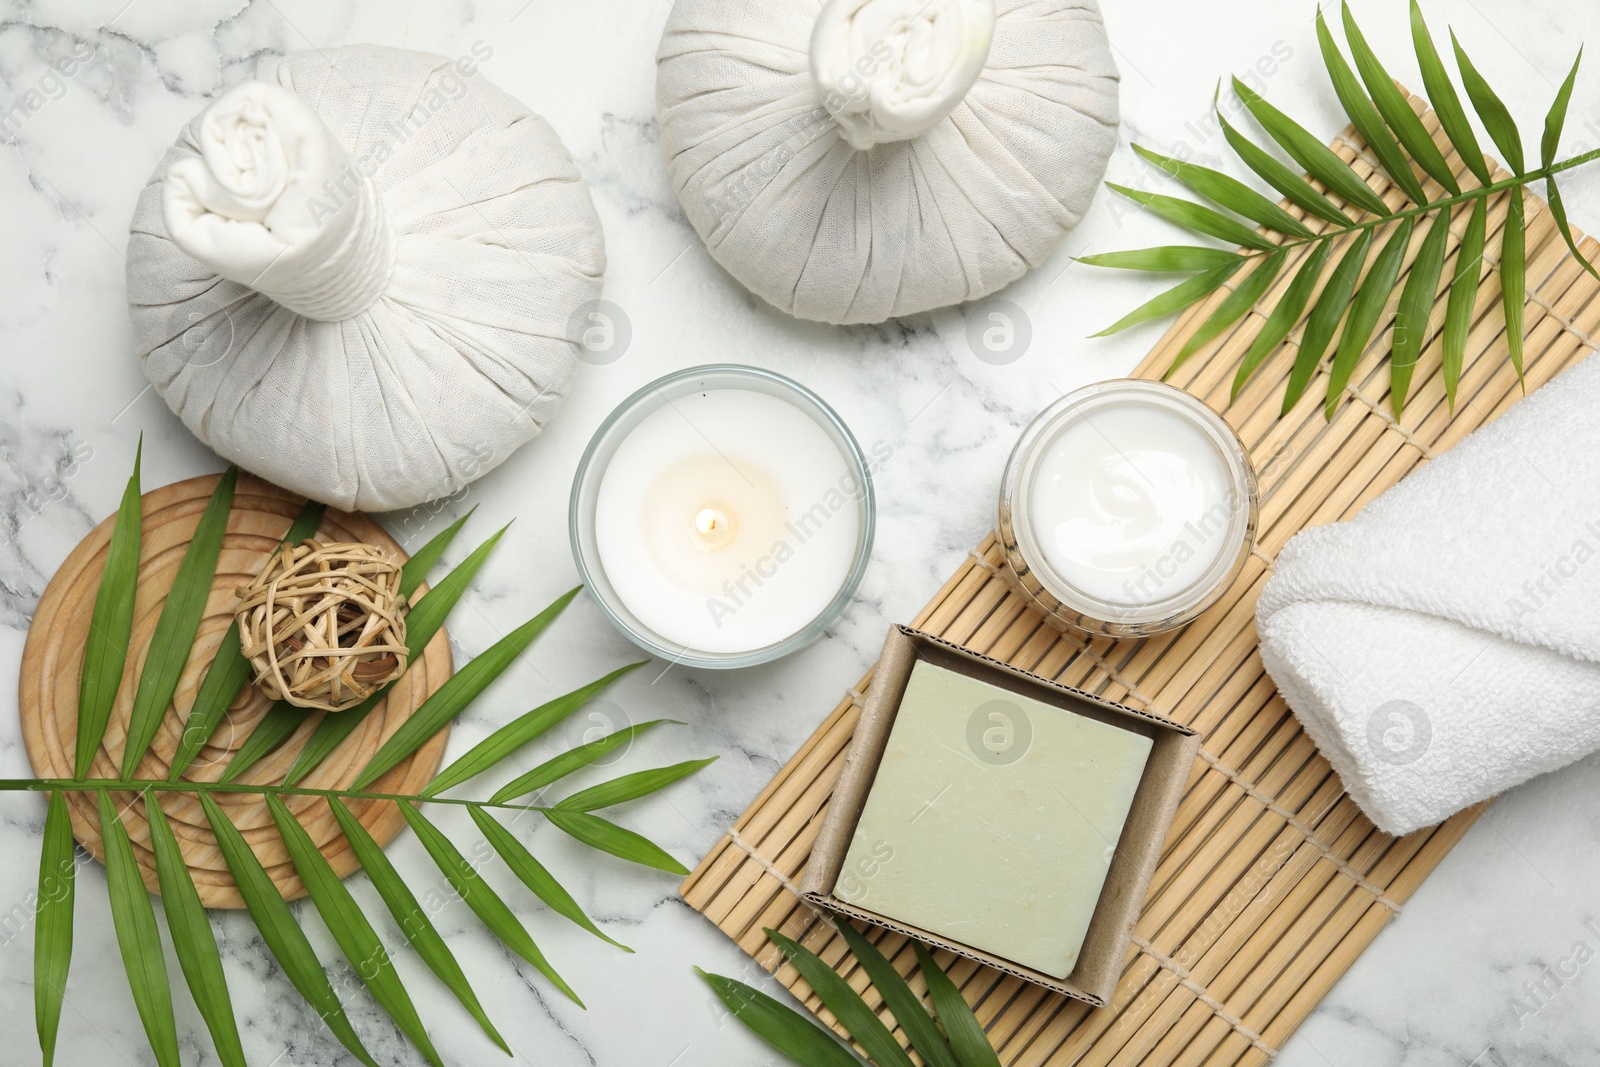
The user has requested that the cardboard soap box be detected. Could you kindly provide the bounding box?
[800,625,1201,1006]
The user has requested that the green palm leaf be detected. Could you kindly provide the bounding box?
[281,522,508,786]
[1327,217,1416,418]
[1343,2,1459,194]
[1233,240,1332,400]
[766,928,916,1067]
[399,803,583,1005]
[491,719,680,803]
[1443,198,1489,410]
[34,791,74,1067]
[1075,246,1243,272]
[1232,76,1392,218]
[18,437,718,1067]
[468,807,632,950]
[355,586,582,790]
[98,789,180,1067]
[1542,51,1600,282]
[124,467,237,778]
[169,500,324,780]
[544,808,688,874]
[326,798,510,1053]
[697,968,865,1067]
[1452,32,1524,175]
[76,442,141,779]
[1092,261,1242,337]
[266,795,442,1067]
[554,758,718,811]
[1284,228,1375,414]
[834,921,962,1067]
[1395,212,1459,415]
[1105,182,1279,251]
[200,793,378,1067]
[217,703,313,784]
[144,793,246,1067]
[422,661,644,797]
[914,944,1002,1067]
[1411,0,1490,185]
[1170,248,1288,370]
[398,507,476,600]
[1391,211,1452,417]
[1502,191,1528,382]
[1132,144,1317,238]
[1218,110,1351,226]
[1317,9,1428,205]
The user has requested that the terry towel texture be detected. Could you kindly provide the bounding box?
[1257,354,1600,836]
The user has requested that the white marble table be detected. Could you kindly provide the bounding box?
[3,0,1600,1063]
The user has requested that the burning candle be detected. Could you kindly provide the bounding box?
[999,380,1257,637]
[571,366,876,667]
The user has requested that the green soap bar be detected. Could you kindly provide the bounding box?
[835,659,1153,978]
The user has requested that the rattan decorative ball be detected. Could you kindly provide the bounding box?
[235,540,409,712]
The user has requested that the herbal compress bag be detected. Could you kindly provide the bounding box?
[656,0,1119,325]
[127,45,606,512]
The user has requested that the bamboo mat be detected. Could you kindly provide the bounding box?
[680,90,1600,1065]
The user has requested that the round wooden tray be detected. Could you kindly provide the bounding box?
[19,473,454,908]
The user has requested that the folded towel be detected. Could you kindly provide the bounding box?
[1257,355,1600,836]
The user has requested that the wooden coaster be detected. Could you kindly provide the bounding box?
[19,473,454,908]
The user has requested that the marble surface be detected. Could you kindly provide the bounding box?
[2,0,1600,1064]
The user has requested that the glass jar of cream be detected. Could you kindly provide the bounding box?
[998,380,1258,638]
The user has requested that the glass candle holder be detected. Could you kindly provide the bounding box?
[998,380,1258,638]
[570,365,876,669]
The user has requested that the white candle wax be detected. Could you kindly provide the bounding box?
[1027,398,1235,606]
[593,388,863,653]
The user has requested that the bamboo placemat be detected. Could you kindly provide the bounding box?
[680,90,1600,1065]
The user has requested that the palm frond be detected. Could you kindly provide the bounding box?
[701,921,1007,1067]
[1087,1,1600,421]
[14,443,716,1067]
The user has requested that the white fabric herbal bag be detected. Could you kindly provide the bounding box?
[128,45,606,512]
[656,0,1120,325]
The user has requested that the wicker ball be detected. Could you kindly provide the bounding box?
[235,540,409,712]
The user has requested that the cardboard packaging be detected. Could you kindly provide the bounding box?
[800,625,1201,1005]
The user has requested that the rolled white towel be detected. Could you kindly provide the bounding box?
[1257,355,1600,836]
[161,81,395,322]
[810,0,996,150]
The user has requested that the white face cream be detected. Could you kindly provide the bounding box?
[1027,400,1234,605]
[999,381,1257,637]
